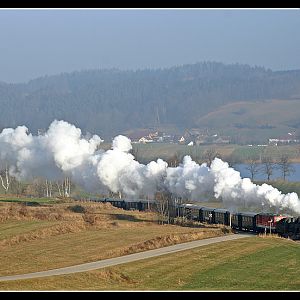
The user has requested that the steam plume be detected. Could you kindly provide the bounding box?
[0,120,299,215]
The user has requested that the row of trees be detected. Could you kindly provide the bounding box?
[245,154,294,181]
[1,62,300,140]
[0,166,73,198]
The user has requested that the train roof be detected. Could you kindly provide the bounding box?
[232,211,258,217]
[105,198,156,203]
[256,212,284,217]
[201,207,216,211]
[179,203,203,209]
[180,204,227,211]
[213,208,230,213]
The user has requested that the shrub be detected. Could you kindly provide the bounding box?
[68,205,86,214]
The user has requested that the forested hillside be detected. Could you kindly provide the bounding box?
[1,62,300,140]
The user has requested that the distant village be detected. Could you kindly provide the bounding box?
[126,128,231,146]
[268,132,300,146]
[36,127,300,147]
[126,128,300,146]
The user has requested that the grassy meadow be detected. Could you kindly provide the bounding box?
[127,142,300,164]
[0,236,298,290]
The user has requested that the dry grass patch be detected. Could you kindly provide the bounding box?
[0,200,229,278]
[0,223,226,276]
[107,227,228,258]
[0,220,87,249]
[0,201,132,248]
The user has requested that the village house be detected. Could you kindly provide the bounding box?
[269,132,300,146]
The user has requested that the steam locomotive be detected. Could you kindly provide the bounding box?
[84,197,300,240]
[275,216,300,240]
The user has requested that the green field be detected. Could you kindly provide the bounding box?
[127,142,300,165]
[0,196,59,204]
[0,236,298,290]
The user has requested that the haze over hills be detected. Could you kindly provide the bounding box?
[1,61,300,143]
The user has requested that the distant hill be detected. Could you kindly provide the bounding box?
[0,62,300,142]
[195,99,300,144]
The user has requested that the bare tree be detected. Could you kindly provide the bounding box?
[225,153,242,168]
[63,177,71,197]
[261,156,275,181]
[45,179,53,197]
[55,177,71,197]
[155,192,170,224]
[203,148,220,167]
[166,152,181,167]
[245,157,261,180]
[10,177,26,197]
[277,154,295,181]
[30,178,45,197]
[0,165,11,194]
[56,180,63,197]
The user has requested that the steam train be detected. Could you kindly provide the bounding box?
[84,197,300,240]
[177,203,300,240]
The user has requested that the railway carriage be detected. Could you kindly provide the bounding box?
[213,208,231,226]
[200,207,215,223]
[231,212,257,231]
[240,212,257,231]
[177,203,200,220]
[188,205,203,221]
[231,213,240,229]
[256,213,286,233]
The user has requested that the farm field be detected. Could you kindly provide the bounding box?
[125,142,300,164]
[0,199,228,279]
[0,236,299,290]
[0,195,58,204]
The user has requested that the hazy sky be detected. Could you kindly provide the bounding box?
[0,8,300,83]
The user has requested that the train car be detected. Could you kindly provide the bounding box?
[231,212,257,231]
[177,204,200,220]
[103,198,125,209]
[176,204,185,218]
[122,199,142,211]
[231,213,240,230]
[240,212,257,231]
[213,208,231,226]
[256,213,286,233]
[138,199,157,211]
[102,198,156,211]
[200,207,215,223]
[188,205,202,221]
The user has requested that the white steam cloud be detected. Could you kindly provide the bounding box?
[0,120,299,215]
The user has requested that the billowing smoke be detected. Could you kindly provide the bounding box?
[0,120,299,215]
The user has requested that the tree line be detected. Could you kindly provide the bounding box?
[164,148,296,182]
[1,62,300,141]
